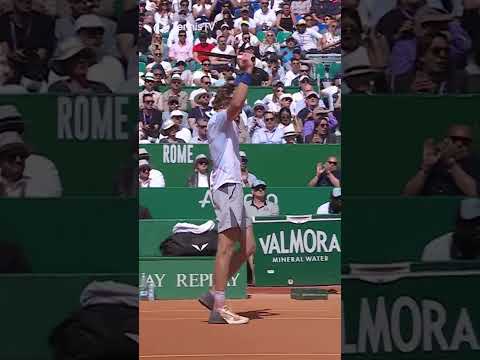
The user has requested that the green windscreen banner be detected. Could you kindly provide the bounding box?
[0,95,137,195]
[140,187,332,219]
[342,265,480,359]
[140,144,341,187]
[253,215,341,286]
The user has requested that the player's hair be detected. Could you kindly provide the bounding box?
[212,83,235,111]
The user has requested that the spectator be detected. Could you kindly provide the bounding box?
[167,111,192,143]
[192,59,215,85]
[211,35,236,69]
[158,119,187,144]
[234,7,257,35]
[308,156,341,187]
[247,101,266,135]
[139,148,166,186]
[139,159,165,188]
[186,154,211,187]
[284,58,302,86]
[254,1,277,32]
[422,198,480,261]
[291,0,312,17]
[306,116,337,144]
[403,124,479,196]
[259,31,282,58]
[188,88,212,125]
[292,19,322,53]
[0,105,62,197]
[190,118,209,144]
[139,72,163,110]
[320,18,340,50]
[139,93,163,135]
[173,60,194,85]
[240,151,258,187]
[251,111,285,144]
[244,178,280,285]
[168,29,194,63]
[193,32,215,65]
[276,2,296,33]
[282,123,301,144]
[48,37,111,93]
[162,73,189,110]
[316,187,342,214]
[146,47,173,73]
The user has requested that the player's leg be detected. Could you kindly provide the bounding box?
[227,224,255,279]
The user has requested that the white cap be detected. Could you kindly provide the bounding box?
[74,15,105,32]
[144,72,155,81]
[305,91,320,98]
[332,187,341,198]
[170,110,184,117]
[195,154,208,162]
[299,75,311,82]
[280,93,293,101]
[239,151,247,158]
[460,198,480,220]
[171,73,182,81]
[297,19,306,25]
[253,100,266,109]
[193,88,209,102]
[139,159,150,167]
[282,123,298,137]
[252,179,266,188]
[0,131,25,151]
[162,119,176,131]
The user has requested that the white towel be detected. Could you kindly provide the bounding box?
[173,220,216,234]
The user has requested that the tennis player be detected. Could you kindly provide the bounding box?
[198,53,255,325]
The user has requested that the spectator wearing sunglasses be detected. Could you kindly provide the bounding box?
[403,124,479,196]
[139,93,163,139]
[308,156,341,187]
[168,30,193,63]
[192,59,215,86]
[139,159,165,188]
[251,111,284,144]
[139,72,162,110]
[146,47,173,74]
[162,73,189,110]
[0,105,61,197]
[162,96,187,123]
[190,118,209,144]
[186,154,211,188]
[306,116,337,144]
[254,1,277,32]
[139,148,166,187]
[240,151,258,188]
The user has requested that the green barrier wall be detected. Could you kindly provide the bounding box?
[0,274,136,360]
[141,144,341,187]
[140,187,332,219]
[342,266,480,359]
[254,215,341,286]
[1,95,136,195]
[139,258,246,299]
[343,95,480,196]
[1,199,137,273]
[342,197,461,264]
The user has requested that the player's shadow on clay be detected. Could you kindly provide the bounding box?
[238,309,280,320]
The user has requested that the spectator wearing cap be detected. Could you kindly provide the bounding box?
[304,13,319,33]
[139,159,165,188]
[139,93,163,139]
[247,101,267,136]
[0,105,62,197]
[276,3,296,33]
[215,22,236,46]
[139,148,166,186]
[306,116,337,144]
[240,151,258,187]
[308,156,341,187]
[188,88,212,122]
[190,118,209,144]
[173,60,194,85]
[292,19,322,53]
[259,31,282,58]
[234,7,257,35]
[422,198,480,261]
[254,1,277,32]
[55,0,118,57]
[168,30,194,63]
[48,37,111,93]
[251,111,285,144]
[139,72,163,110]
[279,93,294,112]
[280,37,299,65]
[282,123,302,144]
[192,59,215,86]
[263,81,285,113]
[192,32,215,64]
[161,74,189,111]
[265,56,286,86]
[292,75,312,114]
[316,187,342,215]
[186,154,211,187]
[162,97,188,123]
[211,36,235,69]
[158,119,186,144]
[165,111,192,143]
[404,124,479,196]
[73,14,125,92]
[0,0,54,81]
[235,31,261,50]
[290,63,311,87]
[297,90,327,122]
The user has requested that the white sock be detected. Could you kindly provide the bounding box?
[213,290,225,310]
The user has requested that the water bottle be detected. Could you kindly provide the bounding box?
[147,281,155,301]
[139,273,147,300]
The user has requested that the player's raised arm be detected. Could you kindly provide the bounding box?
[226,53,254,121]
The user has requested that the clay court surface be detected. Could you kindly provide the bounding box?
[140,287,340,360]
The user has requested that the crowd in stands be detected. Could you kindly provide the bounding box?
[138,0,342,147]
[342,0,480,94]
[0,0,137,94]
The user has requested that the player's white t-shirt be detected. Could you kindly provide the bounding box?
[207,110,242,191]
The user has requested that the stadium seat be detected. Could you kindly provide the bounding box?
[276,31,292,44]
[257,31,266,42]
[328,62,342,79]
[139,61,146,74]
[315,63,326,80]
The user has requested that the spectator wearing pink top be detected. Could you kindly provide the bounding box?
[168,30,193,63]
